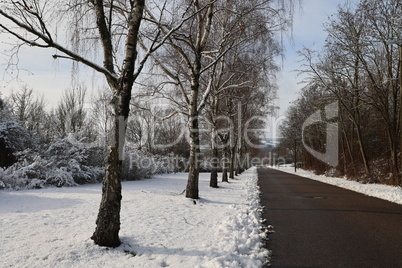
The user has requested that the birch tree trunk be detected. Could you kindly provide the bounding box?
[210,131,219,188]
[222,147,228,182]
[91,0,144,246]
[186,80,201,199]
[229,145,235,179]
[186,115,200,198]
[91,101,124,247]
[209,94,219,188]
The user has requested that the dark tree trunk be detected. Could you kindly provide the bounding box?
[222,148,228,182]
[210,168,218,187]
[229,156,235,179]
[210,141,219,188]
[237,133,245,174]
[186,81,201,199]
[186,161,200,199]
[91,105,124,247]
[209,93,219,188]
[186,113,200,198]
[355,122,370,175]
[238,139,246,173]
[229,143,236,179]
[222,167,228,182]
[384,120,399,184]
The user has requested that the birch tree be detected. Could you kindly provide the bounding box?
[55,85,87,137]
[0,0,190,247]
[147,0,228,199]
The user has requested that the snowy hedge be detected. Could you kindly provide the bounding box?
[0,96,187,190]
[0,138,103,190]
[0,137,187,190]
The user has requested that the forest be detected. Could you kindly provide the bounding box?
[277,0,402,187]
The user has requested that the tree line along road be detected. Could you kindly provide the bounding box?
[258,168,402,268]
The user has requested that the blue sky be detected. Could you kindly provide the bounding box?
[277,0,356,116]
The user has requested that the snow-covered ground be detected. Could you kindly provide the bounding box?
[0,168,268,268]
[274,165,402,205]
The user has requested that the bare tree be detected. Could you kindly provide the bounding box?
[7,85,46,138]
[204,1,283,184]
[0,0,193,247]
[147,0,226,199]
[282,0,402,185]
[90,87,112,148]
[55,84,87,137]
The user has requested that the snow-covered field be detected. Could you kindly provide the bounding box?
[274,165,402,205]
[0,167,268,268]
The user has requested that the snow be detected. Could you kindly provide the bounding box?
[274,165,402,205]
[0,167,269,267]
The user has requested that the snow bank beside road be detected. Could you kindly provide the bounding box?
[273,166,402,205]
[203,167,268,267]
[1,168,268,267]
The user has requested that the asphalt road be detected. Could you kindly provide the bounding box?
[258,168,402,268]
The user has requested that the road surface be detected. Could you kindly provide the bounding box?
[258,168,402,268]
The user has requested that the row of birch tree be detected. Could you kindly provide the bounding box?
[0,0,297,247]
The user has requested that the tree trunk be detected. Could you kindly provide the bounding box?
[91,0,144,247]
[235,138,243,175]
[387,128,398,174]
[186,84,200,199]
[240,138,247,172]
[229,147,235,179]
[91,102,124,247]
[210,135,219,188]
[355,123,370,175]
[186,115,200,198]
[229,134,238,179]
[385,122,400,185]
[222,167,228,182]
[236,162,242,175]
[340,114,356,176]
[210,96,219,188]
[210,160,218,188]
[222,148,228,182]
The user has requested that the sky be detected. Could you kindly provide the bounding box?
[0,0,354,113]
[276,0,356,117]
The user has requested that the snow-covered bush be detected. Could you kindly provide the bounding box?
[0,168,5,189]
[0,95,189,190]
[0,97,12,122]
[0,128,188,190]
[0,138,103,190]
[0,121,32,168]
[0,97,32,168]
